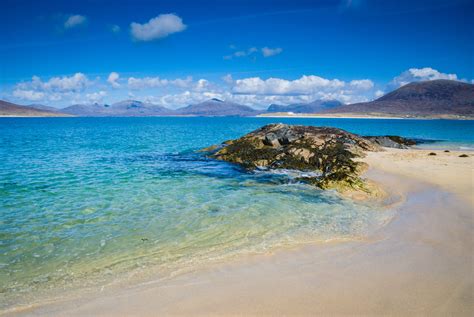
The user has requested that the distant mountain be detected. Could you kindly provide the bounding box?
[0,100,69,117]
[28,104,62,113]
[61,103,111,116]
[325,80,474,117]
[267,100,343,113]
[107,100,173,116]
[61,100,174,116]
[176,98,259,116]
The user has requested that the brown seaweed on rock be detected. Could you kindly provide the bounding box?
[202,124,388,194]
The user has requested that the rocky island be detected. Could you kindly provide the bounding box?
[202,124,416,198]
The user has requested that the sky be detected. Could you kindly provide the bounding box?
[1,0,473,109]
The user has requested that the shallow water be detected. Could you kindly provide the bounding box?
[0,117,473,310]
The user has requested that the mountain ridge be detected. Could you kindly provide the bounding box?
[175,99,260,116]
[2,80,473,118]
[324,80,474,117]
[0,100,70,117]
[267,100,343,114]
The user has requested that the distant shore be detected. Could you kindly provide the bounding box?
[257,112,474,120]
[1,113,473,119]
[9,148,473,316]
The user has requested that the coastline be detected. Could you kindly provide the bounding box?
[5,148,473,316]
[257,113,474,120]
[1,114,474,120]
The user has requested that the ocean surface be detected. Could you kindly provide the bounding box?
[1,117,473,310]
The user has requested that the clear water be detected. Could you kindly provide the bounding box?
[1,117,473,310]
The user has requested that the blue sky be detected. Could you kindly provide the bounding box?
[1,0,473,109]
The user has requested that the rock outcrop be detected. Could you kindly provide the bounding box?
[202,124,415,195]
[364,135,416,149]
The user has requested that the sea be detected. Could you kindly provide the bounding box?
[1,117,473,310]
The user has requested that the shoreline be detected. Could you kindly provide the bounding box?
[5,148,473,316]
[1,114,474,120]
[257,113,474,120]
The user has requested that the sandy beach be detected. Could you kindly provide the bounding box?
[7,148,473,316]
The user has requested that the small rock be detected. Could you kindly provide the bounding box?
[444,150,450,153]
[459,154,469,157]
[428,152,437,156]
[263,133,280,147]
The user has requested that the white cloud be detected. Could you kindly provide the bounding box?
[146,90,224,108]
[222,74,234,84]
[194,79,210,91]
[136,74,375,107]
[86,91,107,103]
[232,75,345,95]
[130,14,187,41]
[127,76,193,89]
[12,73,90,104]
[110,24,121,33]
[224,47,258,60]
[391,67,458,87]
[17,73,90,93]
[18,68,466,108]
[349,79,374,90]
[374,90,385,98]
[261,47,283,57]
[12,89,45,101]
[107,72,120,88]
[225,46,282,59]
[64,15,87,29]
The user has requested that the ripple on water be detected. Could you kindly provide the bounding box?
[0,152,394,310]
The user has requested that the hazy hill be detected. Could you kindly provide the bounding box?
[61,100,174,116]
[28,104,62,113]
[267,100,343,113]
[176,98,259,116]
[0,100,69,117]
[61,103,111,116]
[325,80,474,117]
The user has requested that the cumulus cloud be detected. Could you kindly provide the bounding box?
[17,73,90,93]
[12,73,90,103]
[109,24,121,33]
[224,46,282,59]
[145,90,225,108]
[222,74,234,84]
[130,14,187,41]
[12,89,45,101]
[127,76,193,89]
[349,79,374,90]
[86,91,107,103]
[194,79,210,91]
[261,47,283,57]
[232,75,345,95]
[391,67,458,87]
[107,72,120,88]
[64,15,87,29]
[14,66,465,108]
[224,47,258,60]
[374,90,385,98]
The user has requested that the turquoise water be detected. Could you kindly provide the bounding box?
[1,117,473,310]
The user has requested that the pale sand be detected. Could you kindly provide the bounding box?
[9,149,474,316]
[364,148,474,206]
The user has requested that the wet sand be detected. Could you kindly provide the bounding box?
[8,149,474,316]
